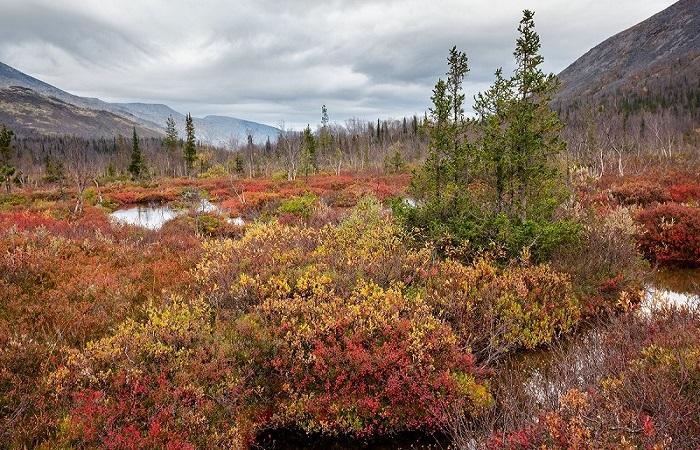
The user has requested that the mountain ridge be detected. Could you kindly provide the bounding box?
[0,61,279,146]
[554,0,700,114]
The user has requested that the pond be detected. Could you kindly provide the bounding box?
[110,204,180,230]
[110,199,245,230]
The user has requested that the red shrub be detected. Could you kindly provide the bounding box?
[610,180,671,206]
[635,203,700,266]
[669,183,700,203]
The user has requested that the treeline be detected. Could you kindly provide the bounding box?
[556,60,700,176]
[0,112,431,190]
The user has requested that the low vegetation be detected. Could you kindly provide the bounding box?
[0,8,698,450]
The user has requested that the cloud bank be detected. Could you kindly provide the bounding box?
[0,0,676,128]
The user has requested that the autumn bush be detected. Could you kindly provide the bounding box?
[51,297,259,450]
[553,205,647,315]
[635,202,700,266]
[0,211,199,446]
[610,180,671,206]
[239,279,491,435]
[482,304,700,449]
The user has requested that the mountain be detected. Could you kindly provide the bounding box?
[0,86,160,138]
[112,103,279,146]
[0,61,279,145]
[554,0,700,118]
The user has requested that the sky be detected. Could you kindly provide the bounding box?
[0,0,677,129]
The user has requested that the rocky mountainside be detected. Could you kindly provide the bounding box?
[0,86,161,138]
[554,0,700,117]
[0,61,278,145]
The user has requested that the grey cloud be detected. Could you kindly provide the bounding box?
[0,0,677,129]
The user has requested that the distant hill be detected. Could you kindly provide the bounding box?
[554,0,700,123]
[0,61,279,146]
[112,102,280,146]
[0,86,161,138]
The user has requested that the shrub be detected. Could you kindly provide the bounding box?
[484,306,700,449]
[277,193,318,220]
[51,298,257,449]
[669,183,700,204]
[242,279,490,435]
[0,218,198,446]
[552,206,646,315]
[423,258,580,360]
[198,163,228,179]
[635,203,700,266]
[610,180,671,206]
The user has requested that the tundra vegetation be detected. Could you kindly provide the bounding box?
[0,10,699,450]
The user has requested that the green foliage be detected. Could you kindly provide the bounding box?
[404,11,574,262]
[127,127,146,180]
[198,163,228,179]
[184,113,197,174]
[0,125,13,163]
[0,125,15,193]
[163,115,178,153]
[384,146,405,174]
[43,155,65,183]
[278,193,318,219]
[300,124,318,177]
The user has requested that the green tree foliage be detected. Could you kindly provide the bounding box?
[0,125,16,192]
[401,11,577,262]
[384,147,405,174]
[163,115,179,153]
[300,125,318,177]
[43,155,65,183]
[128,127,146,180]
[184,113,197,174]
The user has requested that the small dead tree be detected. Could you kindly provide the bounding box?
[64,139,95,214]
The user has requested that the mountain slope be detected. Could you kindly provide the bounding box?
[0,61,279,145]
[112,103,280,146]
[554,0,700,116]
[0,86,161,138]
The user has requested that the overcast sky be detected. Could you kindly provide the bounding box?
[0,0,676,129]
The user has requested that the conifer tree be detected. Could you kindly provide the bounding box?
[128,127,146,179]
[0,125,15,193]
[319,105,332,156]
[445,46,469,183]
[184,113,197,175]
[164,116,179,153]
[507,9,565,221]
[403,10,574,262]
[300,125,317,177]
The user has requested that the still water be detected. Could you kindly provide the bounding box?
[110,200,244,230]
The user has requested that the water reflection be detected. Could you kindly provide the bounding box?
[110,205,180,230]
[110,200,245,230]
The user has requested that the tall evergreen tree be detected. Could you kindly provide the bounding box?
[184,113,197,175]
[164,116,179,153]
[445,46,469,183]
[319,105,332,156]
[506,9,565,221]
[0,125,15,193]
[128,127,146,179]
[403,10,574,262]
[300,125,317,177]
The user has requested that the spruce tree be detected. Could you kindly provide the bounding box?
[319,105,332,156]
[445,46,469,183]
[0,125,14,192]
[184,113,197,175]
[128,127,146,179]
[403,10,574,262]
[300,125,317,177]
[506,9,565,221]
[164,115,179,153]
